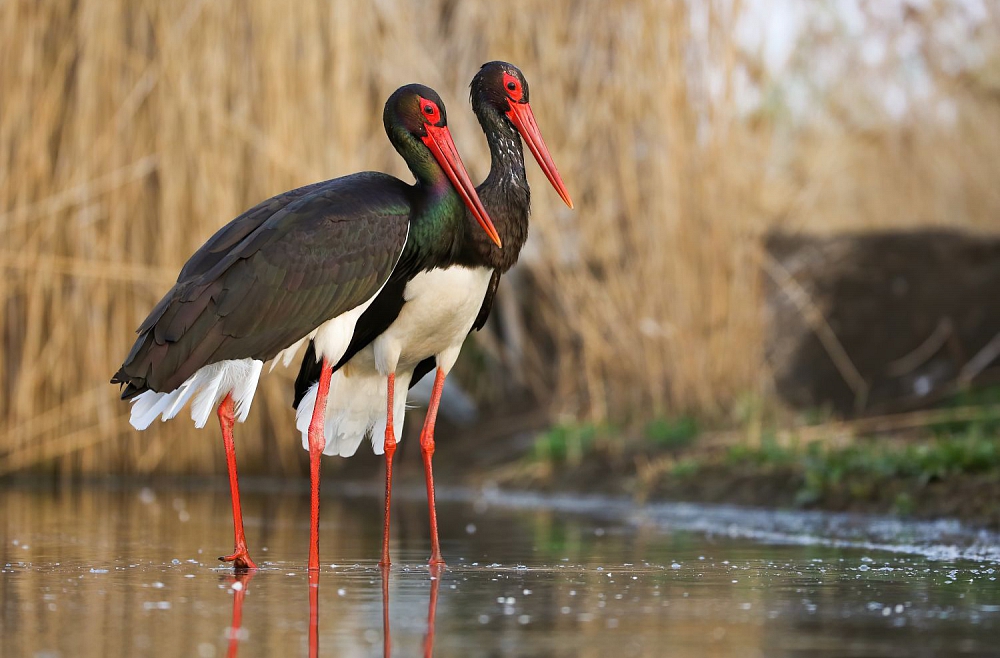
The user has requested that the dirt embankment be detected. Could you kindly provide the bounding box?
[445,435,1000,531]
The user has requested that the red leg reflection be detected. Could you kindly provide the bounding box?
[380,373,397,568]
[419,368,447,566]
[423,564,443,658]
[381,566,392,658]
[308,359,333,571]
[218,393,257,570]
[225,570,255,658]
[309,569,320,658]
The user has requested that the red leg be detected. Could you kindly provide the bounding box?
[419,368,447,566]
[308,569,320,658]
[423,563,443,658]
[218,393,257,570]
[308,359,333,572]
[225,571,254,658]
[380,566,392,658]
[379,373,397,568]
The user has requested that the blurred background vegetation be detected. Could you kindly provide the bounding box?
[2,0,999,480]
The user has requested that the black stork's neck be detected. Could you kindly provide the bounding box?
[387,125,468,266]
[465,100,531,273]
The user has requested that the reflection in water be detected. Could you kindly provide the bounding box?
[217,546,440,657]
[2,484,1000,657]
[423,564,442,658]
[309,570,320,658]
[226,571,254,658]
[381,568,391,658]
[380,564,442,657]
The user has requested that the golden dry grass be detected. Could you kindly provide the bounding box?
[1,1,998,475]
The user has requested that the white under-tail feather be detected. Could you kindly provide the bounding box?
[296,368,412,457]
[129,359,263,430]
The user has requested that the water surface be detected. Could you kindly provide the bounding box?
[2,482,999,657]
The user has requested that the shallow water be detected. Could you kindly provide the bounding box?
[2,482,1000,657]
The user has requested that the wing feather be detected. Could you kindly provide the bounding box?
[113,172,412,397]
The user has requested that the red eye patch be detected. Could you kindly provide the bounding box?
[502,72,523,102]
[417,95,441,124]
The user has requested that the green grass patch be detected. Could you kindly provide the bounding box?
[644,416,699,448]
[725,432,798,469]
[724,431,1000,508]
[532,421,611,465]
[531,414,702,466]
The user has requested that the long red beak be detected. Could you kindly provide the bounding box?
[423,124,503,248]
[506,101,574,209]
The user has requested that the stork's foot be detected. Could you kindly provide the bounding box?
[219,547,258,571]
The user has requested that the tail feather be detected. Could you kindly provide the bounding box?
[233,360,264,422]
[127,358,263,430]
[160,376,203,422]
[189,368,227,427]
[130,391,176,430]
[296,369,412,458]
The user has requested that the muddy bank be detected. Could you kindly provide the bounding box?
[448,432,1000,531]
[644,465,1000,528]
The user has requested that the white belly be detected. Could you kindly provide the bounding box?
[350,265,492,375]
[297,265,492,457]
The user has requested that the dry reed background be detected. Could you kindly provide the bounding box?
[1,1,998,475]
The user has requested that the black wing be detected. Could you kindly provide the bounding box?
[176,180,332,282]
[113,172,412,397]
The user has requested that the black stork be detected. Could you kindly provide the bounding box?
[111,84,500,572]
[293,62,572,566]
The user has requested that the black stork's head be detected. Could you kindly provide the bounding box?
[384,84,502,248]
[471,61,574,209]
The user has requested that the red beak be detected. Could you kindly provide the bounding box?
[506,100,574,209]
[422,124,503,248]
